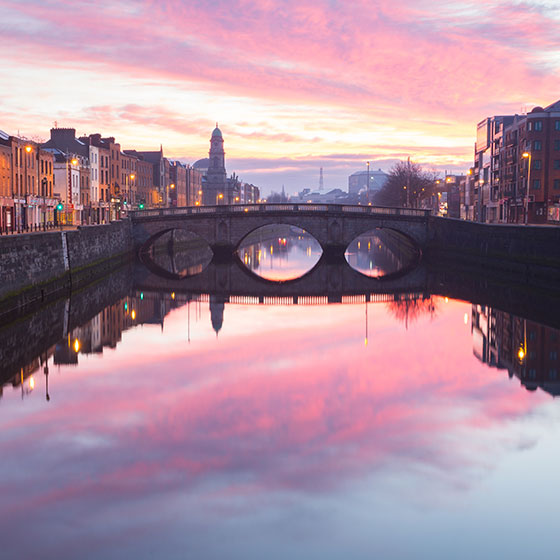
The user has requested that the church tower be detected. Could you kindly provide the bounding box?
[205,124,227,205]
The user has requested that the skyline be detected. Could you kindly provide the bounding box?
[2,0,560,193]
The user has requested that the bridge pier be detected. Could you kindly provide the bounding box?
[210,244,236,264]
[322,245,347,265]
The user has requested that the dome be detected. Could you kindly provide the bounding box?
[212,126,223,138]
[193,158,209,169]
[531,106,544,113]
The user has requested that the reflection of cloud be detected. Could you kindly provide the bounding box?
[0,301,548,536]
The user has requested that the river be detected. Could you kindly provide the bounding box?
[0,228,558,559]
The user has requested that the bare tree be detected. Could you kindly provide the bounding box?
[374,159,438,208]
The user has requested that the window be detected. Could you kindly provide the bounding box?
[555,160,560,170]
[554,179,560,190]
[555,120,560,131]
[555,140,560,151]
[534,120,543,131]
[550,351,558,360]
[534,140,542,151]
[533,179,541,189]
[534,159,542,170]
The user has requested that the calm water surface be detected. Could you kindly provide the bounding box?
[1,237,559,559]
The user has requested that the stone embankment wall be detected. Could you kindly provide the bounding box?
[0,220,133,317]
[426,217,560,281]
[0,264,132,386]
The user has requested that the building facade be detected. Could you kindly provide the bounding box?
[467,99,560,224]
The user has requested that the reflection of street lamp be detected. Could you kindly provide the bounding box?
[522,151,531,225]
[518,319,527,363]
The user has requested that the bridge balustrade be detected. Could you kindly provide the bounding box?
[130,203,431,220]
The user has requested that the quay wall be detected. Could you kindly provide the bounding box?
[0,220,133,318]
[426,217,560,281]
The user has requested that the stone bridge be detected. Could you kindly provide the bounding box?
[130,203,431,258]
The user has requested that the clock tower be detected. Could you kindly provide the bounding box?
[205,124,227,205]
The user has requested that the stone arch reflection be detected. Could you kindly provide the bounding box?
[237,224,323,282]
[140,228,213,279]
[345,228,420,279]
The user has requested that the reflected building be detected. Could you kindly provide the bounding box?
[210,296,225,335]
[472,305,560,396]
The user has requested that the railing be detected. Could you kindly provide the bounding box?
[0,221,70,235]
[130,203,430,220]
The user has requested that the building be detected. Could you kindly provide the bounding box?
[348,168,388,195]
[187,164,203,206]
[473,116,514,223]
[467,99,560,224]
[81,133,112,222]
[204,125,228,205]
[49,149,86,225]
[134,147,167,207]
[0,130,13,231]
[6,136,56,231]
[169,160,188,207]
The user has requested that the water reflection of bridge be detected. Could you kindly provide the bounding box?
[135,257,429,302]
[2,259,560,399]
[134,259,560,330]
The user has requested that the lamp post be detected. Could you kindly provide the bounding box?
[129,173,135,212]
[23,144,33,231]
[216,192,223,205]
[522,151,531,225]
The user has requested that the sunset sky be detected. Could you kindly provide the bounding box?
[1,0,559,193]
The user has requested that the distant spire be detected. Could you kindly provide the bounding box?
[216,122,218,128]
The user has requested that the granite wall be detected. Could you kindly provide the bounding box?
[0,220,133,317]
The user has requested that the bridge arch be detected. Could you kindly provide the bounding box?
[131,204,431,258]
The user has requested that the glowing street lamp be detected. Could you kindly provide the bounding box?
[522,151,531,225]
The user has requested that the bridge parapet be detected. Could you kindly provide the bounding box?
[130,203,430,221]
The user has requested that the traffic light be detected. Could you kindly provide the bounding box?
[138,201,145,210]
[56,203,64,211]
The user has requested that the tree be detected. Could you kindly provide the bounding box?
[374,159,437,208]
[267,190,289,203]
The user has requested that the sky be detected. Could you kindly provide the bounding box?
[1,0,560,194]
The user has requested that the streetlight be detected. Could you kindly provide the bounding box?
[129,173,135,210]
[169,183,175,208]
[522,151,531,225]
[217,192,223,205]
